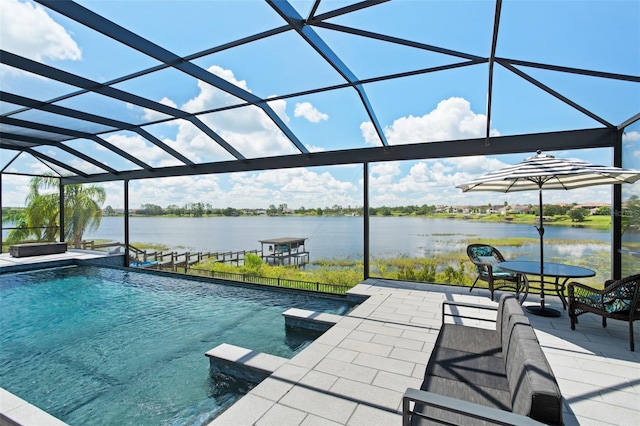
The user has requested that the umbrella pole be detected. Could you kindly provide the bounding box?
[538,188,545,309]
[526,187,561,317]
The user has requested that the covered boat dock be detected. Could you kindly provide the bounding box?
[259,237,309,267]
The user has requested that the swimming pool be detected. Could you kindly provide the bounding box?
[0,265,355,425]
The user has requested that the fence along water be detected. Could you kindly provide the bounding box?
[82,240,349,295]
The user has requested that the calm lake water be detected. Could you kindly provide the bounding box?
[82,216,625,263]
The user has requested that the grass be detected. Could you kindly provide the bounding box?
[130,242,170,251]
[186,237,612,292]
[448,213,612,230]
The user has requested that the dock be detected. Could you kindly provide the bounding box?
[83,237,310,271]
[259,237,309,267]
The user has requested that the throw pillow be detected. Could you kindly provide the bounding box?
[477,256,505,274]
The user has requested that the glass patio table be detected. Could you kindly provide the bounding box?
[499,261,596,317]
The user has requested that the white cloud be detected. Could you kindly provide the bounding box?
[0,0,81,62]
[447,156,510,184]
[370,162,402,185]
[225,169,359,209]
[127,175,224,208]
[101,181,124,208]
[68,158,110,175]
[360,121,381,145]
[623,131,640,168]
[114,168,362,210]
[0,173,32,206]
[365,154,544,207]
[142,97,178,122]
[623,130,640,142]
[177,65,297,158]
[361,97,499,146]
[104,133,182,167]
[294,102,328,123]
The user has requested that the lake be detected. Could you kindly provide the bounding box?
[83,216,620,263]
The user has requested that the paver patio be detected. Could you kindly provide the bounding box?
[211,278,640,426]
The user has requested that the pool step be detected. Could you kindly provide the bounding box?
[282,308,341,332]
[206,343,287,383]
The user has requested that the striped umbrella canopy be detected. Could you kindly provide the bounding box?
[456,152,640,193]
[456,151,640,315]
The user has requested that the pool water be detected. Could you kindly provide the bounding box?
[0,266,355,426]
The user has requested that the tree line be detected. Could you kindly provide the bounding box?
[127,203,441,217]
[125,201,611,219]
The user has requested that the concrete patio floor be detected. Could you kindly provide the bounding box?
[210,278,640,426]
[0,249,111,269]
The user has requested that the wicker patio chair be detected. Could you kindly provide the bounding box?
[568,274,640,351]
[466,244,519,301]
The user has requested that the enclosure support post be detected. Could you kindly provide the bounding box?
[59,179,65,243]
[612,130,623,280]
[364,162,370,280]
[124,180,130,267]
[0,173,3,254]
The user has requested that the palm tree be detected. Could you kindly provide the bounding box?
[63,181,106,248]
[25,176,60,242]
[6,174,106,248]
[2,208,32,244]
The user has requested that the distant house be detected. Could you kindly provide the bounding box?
[574,202,608,215]
[508,204,531,214]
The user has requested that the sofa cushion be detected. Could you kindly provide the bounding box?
[425,345,509,392]
[414,375,512,426]
[501,313,535,365]
[497,295,526,343]
[435,324,501,356]
[504,326,563,425]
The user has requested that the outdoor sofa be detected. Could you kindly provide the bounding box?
[9,242,67,257]
[403,295,562,425]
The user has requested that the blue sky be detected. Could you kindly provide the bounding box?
[1,0,639,209]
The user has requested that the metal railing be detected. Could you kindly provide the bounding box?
[186,266,351,295]
[77,241,351,295]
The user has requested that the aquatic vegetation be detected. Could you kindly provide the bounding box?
[312,258,361,268]
[464,237,538,247]
[132,242,170,251]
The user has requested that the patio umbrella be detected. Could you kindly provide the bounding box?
[456,150,640,315]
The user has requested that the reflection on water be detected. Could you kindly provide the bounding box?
[553,243,609,258]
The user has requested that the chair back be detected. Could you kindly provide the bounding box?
[612,274,640,317]
[467,244,506,275]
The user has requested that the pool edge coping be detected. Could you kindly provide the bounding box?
[0,387,68,426]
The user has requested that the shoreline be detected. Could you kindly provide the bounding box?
[99,212,614,231]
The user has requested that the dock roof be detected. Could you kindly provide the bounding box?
[259,238,307,245]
